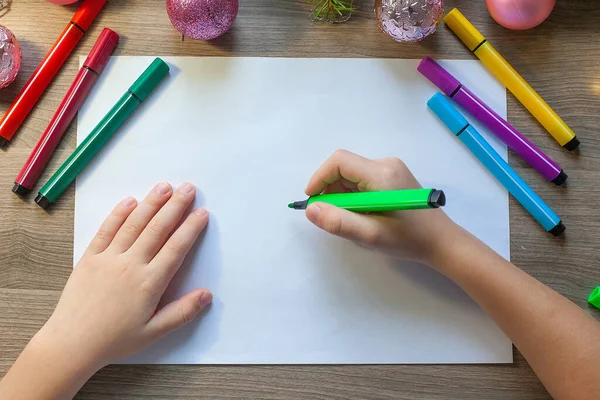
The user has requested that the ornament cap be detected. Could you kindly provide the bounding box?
[444,8,486,52]
[84,28,119,74]
[129,58,170,103]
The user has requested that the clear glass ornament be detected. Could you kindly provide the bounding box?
[375,0,444,42]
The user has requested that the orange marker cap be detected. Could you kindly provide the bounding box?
[72,0,109,31]
[444,8,485,52]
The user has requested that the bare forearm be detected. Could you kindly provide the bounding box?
[431,226,600,399]
[0,331,98,400]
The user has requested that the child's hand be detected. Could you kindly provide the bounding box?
[305,150,458,265]
[33,182,212,372]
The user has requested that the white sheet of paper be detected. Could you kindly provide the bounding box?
[75,57,511,364]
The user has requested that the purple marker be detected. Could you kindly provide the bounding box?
[418,56,567,185]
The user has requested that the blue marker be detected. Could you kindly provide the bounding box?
[427,92,565,236]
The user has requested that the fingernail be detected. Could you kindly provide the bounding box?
[199,291,213,307]
[121,197,136,207]
[156,182,170,196]
[179,182,194,194]
[194,208,208,217]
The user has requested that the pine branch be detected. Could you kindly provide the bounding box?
[309,0,356,21]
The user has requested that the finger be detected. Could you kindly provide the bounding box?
[84,197,138,256]
[145,289,213,339]
[129,182,197,262]
[340,177,360,192]
[148,208,209,285]
[110,182,173,253]
[322,181,347,195]
[305,150,379,196]
[306,202,383,246]
[322,178,360,194]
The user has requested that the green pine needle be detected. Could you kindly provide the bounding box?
[309,0,356,21]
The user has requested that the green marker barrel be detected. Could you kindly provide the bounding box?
[35,58,169,209]
[289,189,446,212]
[589,287,600,310]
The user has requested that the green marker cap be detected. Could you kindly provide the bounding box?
[588,287,600,310]
[129,58,170,102]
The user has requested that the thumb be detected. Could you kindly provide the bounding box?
[146,289,213,339]
[306,202,381,246]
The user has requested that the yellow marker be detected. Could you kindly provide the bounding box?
[444,8,579,150]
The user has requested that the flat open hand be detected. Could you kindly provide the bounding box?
[34,182,212,372]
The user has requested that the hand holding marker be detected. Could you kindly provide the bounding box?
[289,189,446,212]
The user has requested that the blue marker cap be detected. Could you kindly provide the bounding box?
[427,92,469,135]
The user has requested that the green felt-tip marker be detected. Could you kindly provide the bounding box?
[589,287,600,310]
[288,189,446,212]
[35,58,170,209]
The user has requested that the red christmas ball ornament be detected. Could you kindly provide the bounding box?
[0,25,21,89]
[166,0,239,40]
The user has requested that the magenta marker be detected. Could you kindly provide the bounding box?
[418,57,567,185]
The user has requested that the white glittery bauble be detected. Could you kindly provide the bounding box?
[375,0,444,43]
[167,0,239,40]
[0,25,21,89]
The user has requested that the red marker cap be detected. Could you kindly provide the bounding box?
[83,28,119,73]
[72,0,109,31]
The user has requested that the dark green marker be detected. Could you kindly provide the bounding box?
[289,189,446,212]
[35,58,170,209]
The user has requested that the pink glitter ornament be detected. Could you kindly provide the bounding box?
[375,0,444,43]
[166,0,238,40]
[0,25,21,89]
[486,0,555,31]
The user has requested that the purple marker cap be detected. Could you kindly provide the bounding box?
[417,57,461,96]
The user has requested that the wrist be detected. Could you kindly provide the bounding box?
[424,216,469,271]
[0,330,100,400]
[27,327,101,383]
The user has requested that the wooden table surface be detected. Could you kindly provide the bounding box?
[1,0,599,398]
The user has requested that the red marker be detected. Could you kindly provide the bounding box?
[13,28,119,197]
[0,0,107,147]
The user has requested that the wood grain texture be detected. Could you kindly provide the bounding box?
[1,0,599,398]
